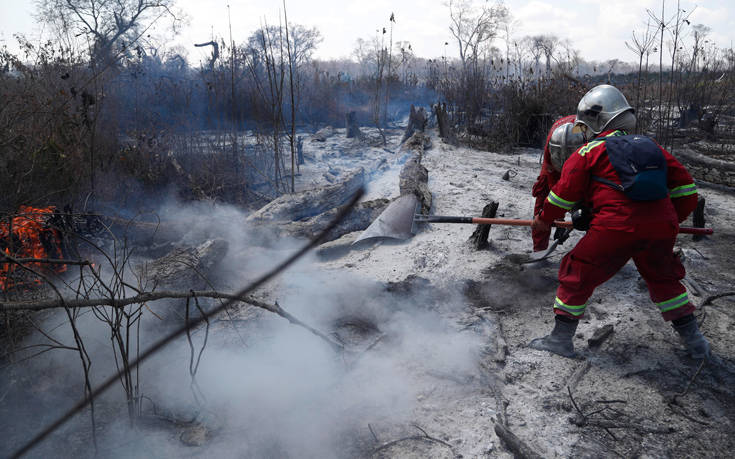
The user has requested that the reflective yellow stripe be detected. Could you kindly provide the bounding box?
[577,131,625,156]
[656,292,689,312]
[554,297,587,316]
[669,183,697,198]
[547,191,576,210]
[577,140,603,157]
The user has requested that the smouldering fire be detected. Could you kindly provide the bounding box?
[0,206,66,291]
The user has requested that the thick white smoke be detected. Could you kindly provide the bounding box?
[2,192,487,458]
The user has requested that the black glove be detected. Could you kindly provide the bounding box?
[571,206,592,231]
[553,227,572,245]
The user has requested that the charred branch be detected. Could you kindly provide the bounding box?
[494,421,544,459]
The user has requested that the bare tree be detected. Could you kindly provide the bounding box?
[447,0,507,70]
[530,35,559,77]
[626,18,657,116]
[37,0,180,65]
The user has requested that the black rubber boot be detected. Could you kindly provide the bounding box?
[672,315,711,359]
[529,316,578,358]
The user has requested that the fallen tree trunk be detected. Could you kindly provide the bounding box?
[245,168,365,224]
[399,154,432,214]
[138,238,229,289]
[274,198,389,241]
[675,146,735,187]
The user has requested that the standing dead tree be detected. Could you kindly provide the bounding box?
[194,41,219,71]
[626,18,657,124]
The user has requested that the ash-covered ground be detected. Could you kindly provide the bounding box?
[2,124,735,458]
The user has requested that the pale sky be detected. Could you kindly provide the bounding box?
[1,0,733,66]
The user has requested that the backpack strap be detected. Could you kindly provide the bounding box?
[588,130,627,191]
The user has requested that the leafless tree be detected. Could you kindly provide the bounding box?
[447,0,507,70]
[626,18,658,116]
[37,0,180,65]
[530,35,559,77]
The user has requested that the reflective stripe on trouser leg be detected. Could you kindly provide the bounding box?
[655,292,690,313]
[554,296,587,317]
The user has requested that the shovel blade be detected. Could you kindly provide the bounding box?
[353,194,419,244]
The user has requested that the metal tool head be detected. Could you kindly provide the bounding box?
[353,194,420,244]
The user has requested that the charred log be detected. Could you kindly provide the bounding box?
[246,168,364,224]
[399,156,431,214]
[675,146,735,187]
[138,239,229,290]
[274,198,389,242]
[494,422,544,459]
[311,126,335,142]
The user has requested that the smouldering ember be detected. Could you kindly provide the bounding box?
[0,206,66,291]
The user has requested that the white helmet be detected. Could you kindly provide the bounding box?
[549,122,585,172]
[575,85,634,136]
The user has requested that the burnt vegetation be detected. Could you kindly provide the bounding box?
[1,0,735,456]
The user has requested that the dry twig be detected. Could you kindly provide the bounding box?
[370,424,455,457]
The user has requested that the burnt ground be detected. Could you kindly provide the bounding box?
[315,127,735,458]
[2,125,735,458]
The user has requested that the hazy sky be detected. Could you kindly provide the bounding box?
[1,0,733,65]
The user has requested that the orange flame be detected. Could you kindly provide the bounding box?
[1,206,67,291]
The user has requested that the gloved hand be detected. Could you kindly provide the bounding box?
[553,227,572,245]
[532,213,551,234]
[571,206,592,231]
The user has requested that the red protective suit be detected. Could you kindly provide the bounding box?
[532,115,576,251]
[539,130,698,321]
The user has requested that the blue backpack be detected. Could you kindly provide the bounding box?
[592,134,668,201]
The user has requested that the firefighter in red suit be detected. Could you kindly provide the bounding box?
[529,85,710,359]
[532,114,577,251]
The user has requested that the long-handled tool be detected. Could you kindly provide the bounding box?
[413,214,714,235]
[353,193,714,245]
[415,213,713,264]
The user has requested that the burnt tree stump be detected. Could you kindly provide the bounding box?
[401,104,428,143]
[468,202,499,250]
[693,196,706,241]
[297,136,304,165]
[434,102,457,145]
[346,111,362,138]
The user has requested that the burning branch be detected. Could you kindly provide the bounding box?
[1,206,68,290]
